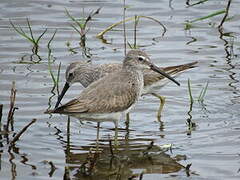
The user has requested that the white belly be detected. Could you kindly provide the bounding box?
[142,78,170,95]
[68,111,122,123]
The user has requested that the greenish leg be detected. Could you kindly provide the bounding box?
[96,122,100,152]
[151,93,166,121]
[125,112,130,130]
[114,120,119,148]
[125,112,130,142]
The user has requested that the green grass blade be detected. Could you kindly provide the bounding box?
[65,8,75,22]
[47,30,58,85]
[188,0,208,7]
[36,28,48,44]
[9,20,35,44]
[82,7,101,30]
[26,18,36,43]
[201,81,209,99]
[198,81,209,102]
[188,79,194,104]
[127,42,133,49]
[48,59,57,85]
[47,29,57,50]
[70,24,82,35]
[56,62,61,84]
[18,25,26,34]
[97,15,166,38]
[198,86,205,101]
[133,15,139,48]
[65,8,84,29]
[190,9,226,23]
[56,62,61,95]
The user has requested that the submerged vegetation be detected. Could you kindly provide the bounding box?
[0,82,36,146]
[65,8,101,58]
[96,15,167,40]
[10,18,47,63]
[127,15,140,49]
[198,81,209,103]
[187,79,209,104]
[185,0,232,30]
[188,79,208,104]
[185,10,226,30]
[186,79,209,132]
[47,29,61,95]
[47,29,62,111]
[10,18,47,54]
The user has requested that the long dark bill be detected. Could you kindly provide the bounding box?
[150,64,180,86]
[55,82,70,108]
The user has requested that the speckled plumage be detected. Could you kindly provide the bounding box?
[55,68,142,114]
[64,61,197,93]
[51,50,178,119]
[54,55,196,119]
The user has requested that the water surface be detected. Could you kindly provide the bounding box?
[0,0,240,179]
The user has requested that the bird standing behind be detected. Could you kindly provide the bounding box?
[54,55,197,119]
[48,50,180,146]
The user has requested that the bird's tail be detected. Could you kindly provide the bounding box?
[163,61,198,75]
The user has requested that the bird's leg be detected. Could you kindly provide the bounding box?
[125,112,130,130]
[114,120,119,148]
[96,122,100,152]
[151,93,166,121]
[125,112,130,142]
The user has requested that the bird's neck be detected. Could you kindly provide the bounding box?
[123,61,142,72]
[122,63,144,96]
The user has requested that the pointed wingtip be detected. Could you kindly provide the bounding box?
[192,61,198,66]
[44,104,68,114]
[44,109,55,114]
[44,107,62,114]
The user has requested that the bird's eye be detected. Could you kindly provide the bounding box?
[138,56,145,61]
[69,72,74,77]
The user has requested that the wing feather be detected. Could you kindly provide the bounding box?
[143,61,197,87]
[53,71,140,114]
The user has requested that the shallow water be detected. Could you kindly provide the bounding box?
[0,0,240,179]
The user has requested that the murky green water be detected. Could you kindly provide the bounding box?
[0,0,240,179]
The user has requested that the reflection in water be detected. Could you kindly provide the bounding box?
[48,161,57,177]
[6,145,35,179]
[47,88,57,112]
[219,29,235,60]
[218,2,240,103]
[19,53,42,64]
[168,0,174,10]
[20,155,37,170]
[158,120,165,138]
[222,37,240,103]
[65,142,184,179]
[186,102,196,136]
[186,36,197,45]
[7,143,37,179]
[66,116,71,160]
[8,149,17,180]
[51,115,186,179]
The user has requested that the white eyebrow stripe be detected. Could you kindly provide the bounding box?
[138,55,146,60]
